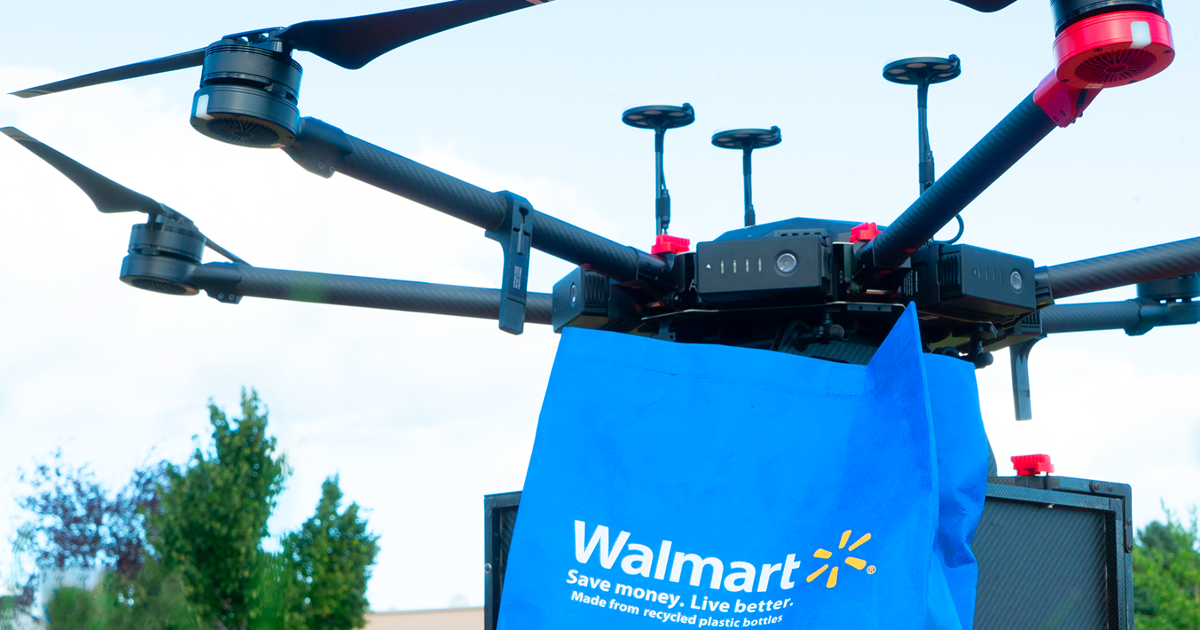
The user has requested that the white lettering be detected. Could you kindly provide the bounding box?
[671,552,724,589]
[574,521,630,569]
[621,543,654,577]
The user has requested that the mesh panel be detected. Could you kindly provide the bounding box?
[129,277,190,295]
[1075,49,1157,84]
[207,118,280,147]
[972,499,1111,629]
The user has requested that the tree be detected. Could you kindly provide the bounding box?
[1134,506,1200,629]
[15,388,379,630]
[42,561,201,630]
[16,451,162,579]
[281,477,379,630]
[0,526,38,630]
[145,389,289,630]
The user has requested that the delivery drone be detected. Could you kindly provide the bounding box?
[4,0,1199,423]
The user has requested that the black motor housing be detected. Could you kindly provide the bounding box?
[119,214,206,296]
[189,40,303,148]
[1050,0,1164,33]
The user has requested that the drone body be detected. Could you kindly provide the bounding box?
[1,0,1199,614]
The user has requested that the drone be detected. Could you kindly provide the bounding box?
[3,0,1198,427]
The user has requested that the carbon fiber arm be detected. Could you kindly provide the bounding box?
[1037,237,1200,301]
[191,263,553,324]
[861,91,1057,268]
[1039,299,1199,335]
[285,118,672,288]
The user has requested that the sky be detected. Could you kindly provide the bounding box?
[1,0,1199,613]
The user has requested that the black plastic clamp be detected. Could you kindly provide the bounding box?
[284,117,353,179]
[191,263,245,304]
[486,192,535,335]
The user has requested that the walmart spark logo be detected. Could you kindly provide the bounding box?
[806,530,875,589]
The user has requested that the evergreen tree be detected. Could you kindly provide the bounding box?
[1134,506,1200,629]
[145,389,289,630]
[282,477,379,630]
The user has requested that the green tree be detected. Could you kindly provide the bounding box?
[282,477,379,630]
[1134,506,1200,629]
[42,564,201,630]
[19,389,379,630]
[145,389,289,630]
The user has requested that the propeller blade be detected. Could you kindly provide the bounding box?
[9,48,206,98]
[1,127,161,214]
[202,237,250,266]
[278,0,553,70]
[947,0,1020,11]
[2,127,249,265]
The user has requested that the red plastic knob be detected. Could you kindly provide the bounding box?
[651,234,691,256]
[1011,454,1055,477]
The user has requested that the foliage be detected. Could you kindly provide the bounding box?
[281,477,379,630]
[17,451,163,579]
[17,388,379,630]
[1134,506,1200,630]
[42,562,201,630]
[145,389,290,629]
[0,526,38,630]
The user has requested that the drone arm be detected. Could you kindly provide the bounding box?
[1036,236,1200,302]
[1039,299,1199,335]
[189,263,553,324]
[286,118,672,288]
[861,81,1061,268]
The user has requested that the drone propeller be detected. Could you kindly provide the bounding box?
[947,0,1020,11]
[10,0,552,98]
[0,127,247,265]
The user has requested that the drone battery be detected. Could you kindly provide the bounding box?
[483,476,1134,630]
[901,244,1035,320]
[695,233,829,302]
[551,267,639,333]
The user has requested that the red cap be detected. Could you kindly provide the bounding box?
[850,222,881,244]
[651,234,691,256]
[1011,454,1055,476]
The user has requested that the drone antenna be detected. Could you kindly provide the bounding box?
[712,127,782,227]
[622,103,696,235]
[883,55,964,238]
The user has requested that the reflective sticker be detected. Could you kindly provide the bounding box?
[1130,21,1152,50]
[193,94,213,121]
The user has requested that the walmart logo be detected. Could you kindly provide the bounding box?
[806,530,875,589]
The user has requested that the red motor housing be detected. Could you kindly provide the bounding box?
[1053,10,1174,89]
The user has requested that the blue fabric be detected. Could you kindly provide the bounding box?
[500,304,988,629]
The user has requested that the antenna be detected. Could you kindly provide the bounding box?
[883,55,963,242]
[712,127,782,228]
[883,55,961,195]
[622,103,695,235]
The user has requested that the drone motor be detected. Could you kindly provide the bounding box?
[189,37,303,149]
[120,254,199,296]
[119,213,206,296]
[1050,0,1173,89]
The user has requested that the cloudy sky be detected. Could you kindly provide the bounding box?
[1,0,1198,613]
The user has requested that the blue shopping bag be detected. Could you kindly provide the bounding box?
[499,304,988,629]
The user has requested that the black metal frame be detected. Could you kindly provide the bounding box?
[483,491,521,630]
[975,476,1134,629]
